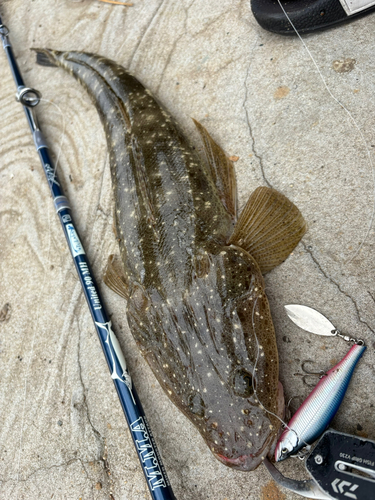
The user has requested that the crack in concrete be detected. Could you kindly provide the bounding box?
[155,35,184,95]
[303,242,374,334]
[155,6,188,94]
[0,457,96,484]
[186,11,225,38]
[208,55,244,78]
[76,325,115,497]
[129,0,167,68]
[368,290,375,305]
[242,50,271,188]
[77,329,104,447]
[102,441,116,500]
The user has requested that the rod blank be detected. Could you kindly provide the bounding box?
[0,16,176,500]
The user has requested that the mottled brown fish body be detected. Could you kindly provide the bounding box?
[35,49,306,471]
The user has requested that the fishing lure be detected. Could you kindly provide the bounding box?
[275,305,366,462]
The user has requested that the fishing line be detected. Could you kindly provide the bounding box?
[275,0,375,263]
[250,297,310,454]
[15,97,66,490]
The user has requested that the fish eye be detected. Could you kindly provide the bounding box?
[281,447,289,455]
[188,391,205,418]
[231,368,254,398]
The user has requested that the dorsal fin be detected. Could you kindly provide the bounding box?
[229,187,306,273]
[193,119,237,220]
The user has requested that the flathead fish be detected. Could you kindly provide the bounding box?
[35,49,306,471]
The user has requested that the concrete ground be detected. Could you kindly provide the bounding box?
[1,1,375,499]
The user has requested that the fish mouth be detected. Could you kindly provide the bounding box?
[214,430,280,471]
[214,452,263,471]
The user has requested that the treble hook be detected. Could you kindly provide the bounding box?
[301,360,326,376]
[299,360,326,387]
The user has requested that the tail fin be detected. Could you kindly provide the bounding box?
[31,48,60,67]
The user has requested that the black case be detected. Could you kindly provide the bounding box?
[250,0,374,35]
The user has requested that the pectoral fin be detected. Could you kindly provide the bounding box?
[103,254,130,300]
[229,187,306,274]
[193,119,237,220]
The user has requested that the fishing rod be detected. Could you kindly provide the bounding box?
[0,16,176,500]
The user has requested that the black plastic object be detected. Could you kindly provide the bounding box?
[251,0,375,35]
[306,429,375,500]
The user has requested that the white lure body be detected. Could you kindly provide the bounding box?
[275,343,366,461]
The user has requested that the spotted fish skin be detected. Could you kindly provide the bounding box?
[35,49,305,471]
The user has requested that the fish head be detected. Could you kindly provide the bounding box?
[127,245,283,471]
[196,245,283,465]
[190,368,284,472]
[274,428,299,462]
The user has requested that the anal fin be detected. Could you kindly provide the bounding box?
[229,187,306,274]
[103,254,130,300]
